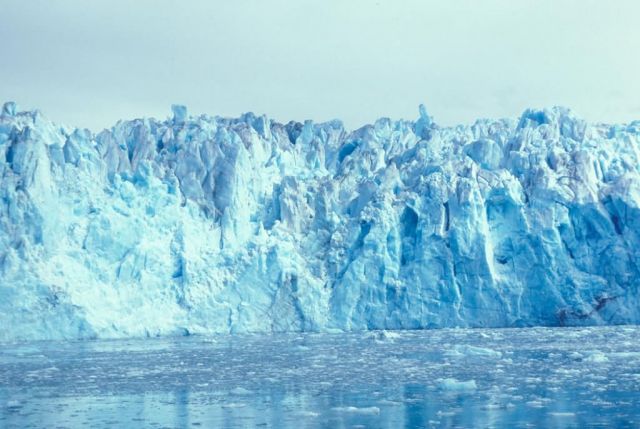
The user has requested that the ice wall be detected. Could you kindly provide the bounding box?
[1,101,639,340]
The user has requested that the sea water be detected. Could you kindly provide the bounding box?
[1,326,639,428]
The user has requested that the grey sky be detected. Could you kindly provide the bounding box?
[1,0,639,131]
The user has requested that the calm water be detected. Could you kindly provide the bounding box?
[1,326,640,428]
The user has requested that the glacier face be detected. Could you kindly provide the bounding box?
[0,101,639,341]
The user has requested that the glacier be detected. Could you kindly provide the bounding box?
[0,101,639,341]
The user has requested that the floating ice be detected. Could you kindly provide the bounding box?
[0,102,639,340]
[438,378,478,391]
[584,351,609,363]
[332,406,381,415]
[549,412,576,418]
[229,387,253,395]
[5,400,21,409]
[1,326,639,428]
[445,345,502,359]
[364,330,402,342]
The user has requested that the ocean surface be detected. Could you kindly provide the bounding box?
[1,326,639,428]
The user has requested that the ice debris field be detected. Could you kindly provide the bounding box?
[2,327,640,428]
[0,101,639,341]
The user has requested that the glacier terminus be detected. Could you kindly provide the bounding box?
[1,101,639,341]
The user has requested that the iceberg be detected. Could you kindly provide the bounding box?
[0,102,639,341]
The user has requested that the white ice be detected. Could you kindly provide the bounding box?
[0,102,639,340]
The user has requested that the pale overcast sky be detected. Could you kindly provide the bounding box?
[1,0,639,131]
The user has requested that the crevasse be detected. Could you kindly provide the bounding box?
[0,102,639,341]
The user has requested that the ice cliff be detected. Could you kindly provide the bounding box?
[1,101,639,341]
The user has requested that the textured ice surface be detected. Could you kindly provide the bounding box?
[1,102,639,340]
[1,327,640,428]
